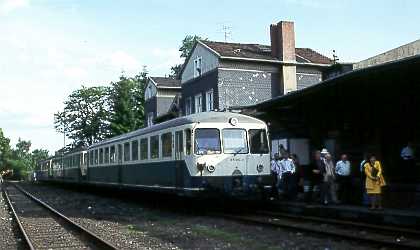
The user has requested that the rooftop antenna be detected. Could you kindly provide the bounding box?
[332,50,339,64]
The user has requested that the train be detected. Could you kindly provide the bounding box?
[35,112,272,198]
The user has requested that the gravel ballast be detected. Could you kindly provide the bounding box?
[17,182,380,250]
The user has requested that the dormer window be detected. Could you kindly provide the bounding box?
[194,56,202,77]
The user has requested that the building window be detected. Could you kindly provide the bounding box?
[147,112,154,127]
[161,132,172,158]
[206,89,213,111]
[150,135,160,159]
[131,140,139,161]
[185,97,192,115]
[195,94,202,113]
[194,56,202,77]
[140,138,148,160]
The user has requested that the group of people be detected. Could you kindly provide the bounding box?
[271,148,387,210]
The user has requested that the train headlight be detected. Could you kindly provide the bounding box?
[229,117,238,126]
[206,165,215,173]
[257,164,264,173]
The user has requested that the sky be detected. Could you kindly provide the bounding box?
[1,0,419,153]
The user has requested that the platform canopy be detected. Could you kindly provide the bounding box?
[242,55,420,182]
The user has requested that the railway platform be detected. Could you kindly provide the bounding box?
[272,200,420,229]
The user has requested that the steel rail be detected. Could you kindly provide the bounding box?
[5,183,119,250]
[212,212,420,249]
[256,210,420,238]
[2,185,35,250]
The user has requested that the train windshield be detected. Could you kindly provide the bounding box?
[222,129,249,154]
[249,129,269,154]
[194,129,221,155]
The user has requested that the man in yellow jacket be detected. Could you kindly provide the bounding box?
[364,155,386,210]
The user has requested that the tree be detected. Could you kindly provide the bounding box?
[0,128,12,171]
[170,35,207,77]
[31,149,49,170]
[54,86,110,147]
[108,69,147,137]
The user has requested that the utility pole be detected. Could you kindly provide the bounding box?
[222,25,232,42]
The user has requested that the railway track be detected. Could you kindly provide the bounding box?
[213,210,420,249]
[2,183,118,250]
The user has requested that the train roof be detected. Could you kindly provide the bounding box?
[89,111,266,149]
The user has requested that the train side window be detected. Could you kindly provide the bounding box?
[140,138,148,160]
[161,132,172,158]
[118,144,123,163]
[83,153,87,166]
[124,142,130,162]
[110,145,116,163]
[94,150,99,165]
[150,135,159,159]
[104,147,110,164]
[89,151,94,166]
[175,131,183,155]
[99,148,104,164]
[132,140,139,161]
[185,129,192,155]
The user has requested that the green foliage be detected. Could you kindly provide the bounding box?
[170,35,207,77]
[0,129,49,180]
[54,86,110,147]
[54,68,148,146]
[108,70,147,137]
[179,35,206,58]
[0,128,12,170]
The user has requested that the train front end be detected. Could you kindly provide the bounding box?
[186,114,272,198]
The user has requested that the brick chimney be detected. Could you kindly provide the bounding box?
[270,21,297,95]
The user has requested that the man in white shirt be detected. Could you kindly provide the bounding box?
[335,154,351,204]
[279,152,296,200]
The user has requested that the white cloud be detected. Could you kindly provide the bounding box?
[108,50,141,72]
[0,0,29,14]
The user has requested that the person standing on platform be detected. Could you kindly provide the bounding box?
[360,153,369,206]
[270,153,281,199]
[364,155,386,210]
[279,152,296,200]
[308,150,324,203]
[401,142,415,181]
[335,154,352,204]
[321,152,338,205]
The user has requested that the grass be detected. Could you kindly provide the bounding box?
[192,224,269,249]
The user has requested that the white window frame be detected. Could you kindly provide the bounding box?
[195,94,202,113]
[194,56,202,77]
[206,89,213,111]
[186,97,192,115]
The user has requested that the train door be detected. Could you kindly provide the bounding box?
[175,130,184,189]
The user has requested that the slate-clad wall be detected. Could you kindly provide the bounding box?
[182,70,219,114]
[217,68,273,110]
[296,65,323,90]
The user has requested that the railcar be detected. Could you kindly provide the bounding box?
[36,112,272,198]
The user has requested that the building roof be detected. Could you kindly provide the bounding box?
[149,76,181,88]
[201,40,333,64]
